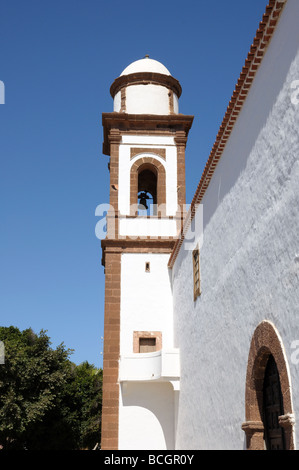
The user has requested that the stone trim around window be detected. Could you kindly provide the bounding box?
[133,331,162,354]
[130,148,166,160]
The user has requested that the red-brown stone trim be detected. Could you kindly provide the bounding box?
[107,129,122,239]
[110,72,182,100]
[120,87,126,113]
[133,331,162,353]
[130,156,166,216]
[168,0,286,268]
[102,113,193,156]
[130,147,166,160]
[168,89,174,114]
[101,250,121,450]
[101,239,175,266]
[175,130,187,208]
[242,320,295,450]
[120,129,176,137]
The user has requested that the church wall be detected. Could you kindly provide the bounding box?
[119,381,175,450]
[119,217,178,238]
[118,252,175,449]
[120,252,173,356]
[172,0,299,450]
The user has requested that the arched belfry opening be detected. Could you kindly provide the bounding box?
[130,157,166,216]
[138,165,157,215]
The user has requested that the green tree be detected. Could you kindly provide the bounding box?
[0,326,102,450]
[69,362,102,449]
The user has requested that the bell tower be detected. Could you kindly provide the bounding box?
[101,56,193,450]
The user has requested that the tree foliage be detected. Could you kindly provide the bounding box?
[0,326,102,450]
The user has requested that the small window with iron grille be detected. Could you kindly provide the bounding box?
[193,247,201,300]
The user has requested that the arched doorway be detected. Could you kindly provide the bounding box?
[263,354,286,450]
[242,321,295,450]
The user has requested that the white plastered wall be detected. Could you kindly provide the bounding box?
[172,0,299,450]
[120,252,173,355]
[119,252,175,450]
[124,84,177,115]
[113,86,179,114]
[119,381,175,450]
[113,90,121,112]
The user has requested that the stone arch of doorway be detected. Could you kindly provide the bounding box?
[242,320,295,450]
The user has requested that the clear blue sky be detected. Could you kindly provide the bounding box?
[0,0,268,368]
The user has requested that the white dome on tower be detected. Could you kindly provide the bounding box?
[120,56,171,76]
[110,56,182,115]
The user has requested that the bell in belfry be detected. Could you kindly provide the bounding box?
[138,191,150,210]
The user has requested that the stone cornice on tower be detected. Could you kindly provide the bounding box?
[102,112,194,156]
[110,72,182,100]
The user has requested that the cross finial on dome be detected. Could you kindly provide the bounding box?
[144,54,150,58]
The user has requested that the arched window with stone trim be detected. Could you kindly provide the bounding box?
[130,157,166,216]
[242,321,295,450]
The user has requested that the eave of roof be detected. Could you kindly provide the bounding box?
[168,0,287,269]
